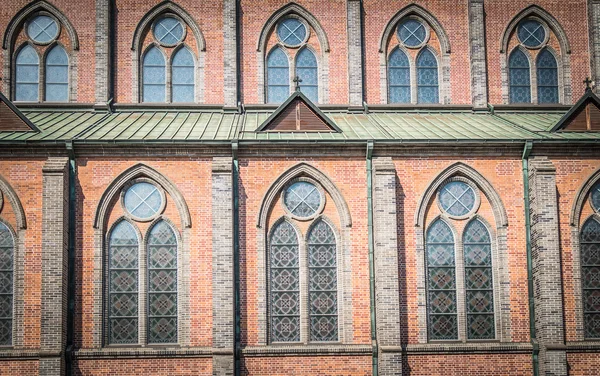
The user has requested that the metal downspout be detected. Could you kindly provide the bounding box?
[232,141,241,376]
[522,140,539,376]
[66,141,76,376]
[366,140,378,376]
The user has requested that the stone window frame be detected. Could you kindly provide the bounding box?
[280,177,326,221]
[131,2,206,104]
[500,5,572,105]
[415,162,511,344]
[120,178,167,223]
[257,3,330,104]
[436,176,481,220]
[151,15,187,48]
[379,4,451,104]
[256,163,353,347]
[276,16,311,49]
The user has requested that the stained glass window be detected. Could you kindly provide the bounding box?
[537,49,558,104]
[426,219,458,340]
[463,220,495,340]
[416,49,439,104]
[172,47,195,103]
[15,45,39,102]
[142,47,166,103]
[438,181,476,217]
[277,18,307,47]
[270,221,300,342]
[308,220,338,342]
[267,47,290,104]
[123,182,163,220]
[296,48,318,103]
[509,49,531,104]
[45,45,68,102]
[284,181,321,218]
[153,17,185,46]
[388,48,410,103]
[27,15,59,44]
[592,182,600,212]
[517,20,546,49]
[0,222,14,346]
[397,19,427,48]
[147,221,178,344]
[581,217,600,339]
[108,220,139,344]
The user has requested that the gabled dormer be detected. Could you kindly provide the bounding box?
[552,86,600,131]
[0,91,39,132]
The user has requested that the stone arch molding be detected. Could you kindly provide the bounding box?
[94,163,191,230]
[0,174,27,230]
[415,162,508,229]
[2,0,79,51]
[256,163,352,229]
[570,169,600,227]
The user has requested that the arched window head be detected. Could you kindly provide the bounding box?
[295,48,318,103]
[171,47,195,103]
[388,48,410,104]
[536,49,558,104]
[0,222,14,346]
[509,49,531,104]
[416,48,439,104]
[267,47,290,104]
[142,46,166,103]
[45,45,68,102]
[15,45,39,102]
[580,217,600,339]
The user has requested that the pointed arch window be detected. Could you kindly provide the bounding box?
[142,46,166,103]
[536,49,558,104]
[15,45,39,102]
[509,49,531,104]
[581,217,600,339]
[416,49,439,104]
[45,45,68,102]
[296,48,318,103]
[388,48,410,104]
[0,222,14,346]
[171,47,195,103]
[267,47,290,104]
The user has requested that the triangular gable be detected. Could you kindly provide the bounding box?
[257,91,341,132]
[552,89,600,132]
[0,92,39,132]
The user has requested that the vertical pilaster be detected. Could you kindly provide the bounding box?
[529,157,567,376]
[590,0,600,92]
[212,157,234,376]
[468,0,488,108]
[39,157,69,376]
[347,0,364,107]
[373,157,402,375]
[95,0,112,105]
[223,0,238,109]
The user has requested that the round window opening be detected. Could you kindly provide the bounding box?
[284,181,322,219]
[591,181,600,212]
[27,15,59,44]
[153,16,185,46]
[517,19,546,48]
[123,182,164,220]
[397,19,427,48]
[277,18,308,47]
[438,181,477,217]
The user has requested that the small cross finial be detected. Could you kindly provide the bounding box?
[584,77,593,91]
[293,76,302,92]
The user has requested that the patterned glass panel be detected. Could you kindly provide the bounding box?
[0,222,13,346]
[591,182,600,212]
[517,20,546,48]
[426,219,457,340]
[27,15,59,44]
[536,49,558,104]
[283,181,321,218]
[296,48,318,103]
[15,45,39,102]
[581,217,600,339]
[464,220,495,340]
[108,220,138,344]
[277,18,307,47]
[388,48,410,104]
[45,45,69,102]
[438,181,476,217]
[148,221,178,343]
[143,47,166,103]
[397,19,427,48]
[270,221,300,342]
[509,49,531,104]
[172,47,195,103]
[267,47,289,104]
[153,17,185,46]
[416,49,438,104]
[123,182,163,220]
[308,220,338,342]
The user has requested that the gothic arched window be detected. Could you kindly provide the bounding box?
[142,46,167,103]
[267,47,290,104]
[171,47,195,103]
[388,48,410,104]
[15,45,40,102]
[295,48,318,103]
[509,49,531,104]
[536,49,558,104]
[45,45,69,102]
[0,222,14,346]
[581,217,600,339]
[416,48,439,104]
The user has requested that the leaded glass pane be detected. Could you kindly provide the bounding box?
[296,48,318,103]
[308,220,338,342]
[509,49,531,104]
[397,19,427,48]
[416,49,438,104]
[464,220,495,340]
[591,182,600,212]
[284,181,321,218]
[108,220,138,344]
[426,219,457,340]
[537,49,558,104]
[517,20,546,48]
[123,182,163,220]
[0,223,13,346]
[277,18,307,47]
[267,47,289,104]
[27,15,59,44]
[142,47,166,103]
[172,47,195,103]
[45,45,68,102]
[388,48,410,103]
[148,221,177,343]
[153,17,184,46]
[438,181,476,217]
[582,218,600,338]
[270,221,300,342]
[15,45,39,102]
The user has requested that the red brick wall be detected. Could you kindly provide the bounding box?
[404,354,532,375]
[567,353,600,376]
[0,360,39,375]
[73,358,212,375]
[241,356,372,375]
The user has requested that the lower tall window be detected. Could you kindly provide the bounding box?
[581,217,600,339]
[0,222,14,346]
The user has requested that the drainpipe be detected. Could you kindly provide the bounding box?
[522,140,539,376]
[65,141,76,376]
[232,140,241,376]
[366,140,378,376]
